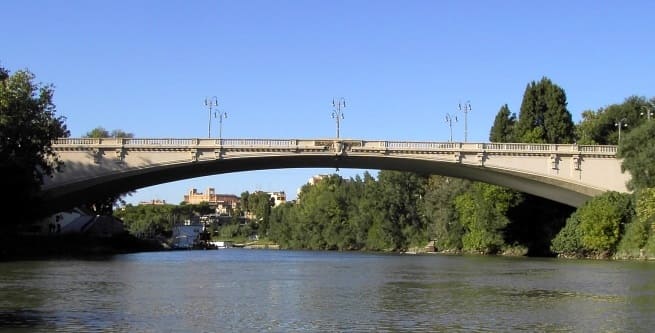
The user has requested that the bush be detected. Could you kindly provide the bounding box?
[551,211,583,256]
[578,192,632,255]
[615,217,651,259]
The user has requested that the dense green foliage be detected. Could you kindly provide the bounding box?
[489,104,516,142]
[578,192,632,253]
[617,119,655,190]
[267,171,547,254]
[240,191,274,235]
[422,176,468,251]
[575,96,652,145]
[550,211,583,256]
[84,127,134,138]
[552,192,633,257]
[515,77,575,143]
[615,188,655,258]
[0,66,69,224]
[114,203,207,237]
[455,183,521,253]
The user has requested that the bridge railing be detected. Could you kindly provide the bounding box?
[51,138,618,155]
[124,138,197,146]
[483,143,619,153]
[54,138,101,145]
[381,141,463,150]
[219,139,298,147]
[578,145,617,153]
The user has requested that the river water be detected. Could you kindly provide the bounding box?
[1,249,654,332]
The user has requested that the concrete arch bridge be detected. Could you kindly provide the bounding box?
[40,138,631,213]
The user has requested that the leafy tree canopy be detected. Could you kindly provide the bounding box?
[575,95,653,145]
[83,126,134,138]
[577,192,633,254]
[617,119,655,190]
[0,66,69,223]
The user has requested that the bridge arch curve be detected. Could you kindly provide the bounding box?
[40,137,631,214]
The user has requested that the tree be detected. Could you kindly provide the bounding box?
[421,176,469,251]
[574,95,651,145]
[577,192,632,255]
[351,171,385,250]
[84,127,134,138]
[268,202,298,247]
[550,211,583,256]
[85,127,110,138]
[376,170,428,250]
[553,191,633,256]
[575,110,602,144]
[248,191,274,235]
[514,77,574,144]
[454,183,521,254]
[0,66,69,224]
[617,120,655,190]
[489,104,516,142]
[616,188,655,258]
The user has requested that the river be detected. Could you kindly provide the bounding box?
[0,249,654,332]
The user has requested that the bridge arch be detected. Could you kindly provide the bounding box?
[39,138,630,214]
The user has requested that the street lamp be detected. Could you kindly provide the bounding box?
[458,100,472,142]
[445,113,458,142]
[332,97,346,139]
[215,108,228,143]
[204,96,218,138]
[615,118,628,144]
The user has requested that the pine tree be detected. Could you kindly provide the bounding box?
[515,77,575,143]
[489,104,516,142]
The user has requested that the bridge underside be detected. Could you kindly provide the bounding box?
[39,154,604,215]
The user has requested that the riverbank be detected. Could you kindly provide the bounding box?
[0,233,166,261]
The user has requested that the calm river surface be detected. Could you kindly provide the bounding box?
[1,249,654,332]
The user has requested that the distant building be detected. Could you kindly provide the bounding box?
[138,199,167,206]
[183,188,239,215]
[268,191,286,206]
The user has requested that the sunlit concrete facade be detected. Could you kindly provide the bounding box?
[183,188,239,214]
[39,138,632,214]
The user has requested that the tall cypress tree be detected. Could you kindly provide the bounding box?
[515,77,575,144]
[489,104,516,142]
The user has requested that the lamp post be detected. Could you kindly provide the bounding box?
[445,113,457,142]
[204,96,218,138]
[615,118,628,144]
[458,100,472,142]
[216,108,228,143]
[332,97,346,139]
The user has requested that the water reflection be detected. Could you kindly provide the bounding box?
[1,251,655,332]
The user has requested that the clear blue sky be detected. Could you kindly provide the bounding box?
[3,1,654,204]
